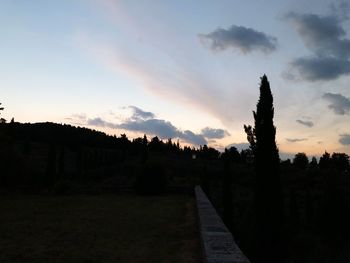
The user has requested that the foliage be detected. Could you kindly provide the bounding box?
[293,152,309,170]
[244,75,283,263]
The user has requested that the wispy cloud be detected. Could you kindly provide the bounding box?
[322,92,350,115]
[128,106,155,120]
[201,127,230,139]
[225,143,250,151]
[286,138,308,143]
[72,106,211,146]
[339,134,350,145]
[64,113,87,125]
[285,6,350,81]
[87,117,117,128]
[286,12,350,58]
[75,31,243,126]
[296,119,314,127]
[118,118,179,139]
[199,25,277,54]
[290,56,350,81]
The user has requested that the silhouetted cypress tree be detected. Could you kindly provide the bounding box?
[244,75,284,263]
[141,134,148,163]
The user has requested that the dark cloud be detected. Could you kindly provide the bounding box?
[79,107,234,146]
[290,56,350,81]
[296,119,314,127]
[286,12,350,58]
[119,119,207,145]
[286,9,350,81]
[330,1,350,22]
[118,118,179,138]
[199,25,277,54]
[322,92,350,115]
[225,143,250,151]
[339,134,350,145]
[87,117,118,128]
[129,106,155,120]
[286,138,308,143]
[181,130,207,145]
[201,127,230,139]
[86,107,208,146]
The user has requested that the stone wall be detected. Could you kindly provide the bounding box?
[195,185,251,263]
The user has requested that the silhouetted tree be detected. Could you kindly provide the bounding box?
[142,134,148,146]
[319,151,331,170]
[309,156,318,170]
[280,159,291,167]
[293,152,309,170]
[0,103,5,123]
[141,134,148,163]
[240,148,254,164]
[224,146,241,163]
[149,136,163,151]
[331,152,349,172]
[221,148,235,232]
[244,75,284,263]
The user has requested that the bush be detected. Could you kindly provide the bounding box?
[134,162,167,195]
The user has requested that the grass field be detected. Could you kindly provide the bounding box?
[0,194,201,263]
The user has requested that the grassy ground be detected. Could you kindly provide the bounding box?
[0,194,201,263]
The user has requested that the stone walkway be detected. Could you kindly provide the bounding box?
[195,186,251,263]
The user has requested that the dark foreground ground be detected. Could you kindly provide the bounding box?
[0,194,201,263]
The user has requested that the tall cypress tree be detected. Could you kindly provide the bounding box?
[244,75,284,263]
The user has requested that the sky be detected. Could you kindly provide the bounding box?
[1,0,350,158]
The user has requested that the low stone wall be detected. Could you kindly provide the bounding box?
[195,185,251,263]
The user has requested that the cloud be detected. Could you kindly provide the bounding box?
[84,107,208,146]
[119,118,207,145]
[296,119,314,127]
[201,127,230,139]
[199,25,277,54]
[322,92,350,115]
[64,113,87,125]
[225,143,250,151]
[286,138,308,143]
[286,9,350,81]
[339,134,350,145]
[290,56,350,81]
[118,118,179,138]
[329,1,350,22]
[286,12,350,58]
[87,117,118,128]
[76,32,243,126]
[181,130,207,145]
[128,106,155,120]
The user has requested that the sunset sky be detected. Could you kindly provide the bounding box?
[1,0,350,158]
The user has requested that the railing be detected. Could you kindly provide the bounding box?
[195,185,251,263]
